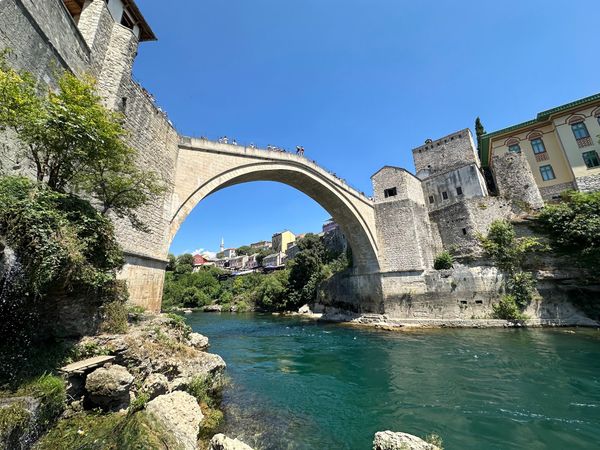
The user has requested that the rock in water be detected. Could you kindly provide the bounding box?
[85,364,134,410]
[298,304,311,314]
[146,392,203,450]
[209,433,255,450]
[141,373,169,400]
[373,431,440,450]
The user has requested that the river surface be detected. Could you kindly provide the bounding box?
[186,312,600,450]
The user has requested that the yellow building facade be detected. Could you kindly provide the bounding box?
[272,230,296,254]
[480,93,600,199]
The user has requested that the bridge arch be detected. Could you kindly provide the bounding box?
[170,139,380,273]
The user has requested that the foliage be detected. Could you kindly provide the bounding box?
[175,253,195,274]
[98,279,129,334]
[0,401,31,447]
[0,176,124,295]
[185,374,224,408]
[492,295,527,320]
[479,220,545,274]
[70,342,110,362]
[480,220,544,316]
[0,176,124,382]
[23,374,66,427]
[254,270,290,310]
[0,58,165,230]
[433,251,453,270]
[165,312,192,338]
[536,190,600,270]
[165,253,176,271]
[128,393,150,414]
[236,245,252,255]
[506,271,536,308]
[35,410,180,450]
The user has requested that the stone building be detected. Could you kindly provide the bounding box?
[479,93,600,199]
[263,252,286,269]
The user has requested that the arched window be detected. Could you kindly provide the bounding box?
[568,117,592,147]
[506,138,521,153]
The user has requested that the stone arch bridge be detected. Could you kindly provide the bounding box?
[121,137,381,311]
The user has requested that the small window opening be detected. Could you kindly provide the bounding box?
[462,228,467,235]
[121,97,127,112]
[384,187,397,198]
[442,191,448,200]
[456,186,463,196]
[460,300,468,305]
[475,300,483,305]
[428,195,435,204]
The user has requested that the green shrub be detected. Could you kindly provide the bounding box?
[507,271,536,308]
[536,190,600,270]
[23,374,66,427]
[128,393,150,414]
[185,375,225,408]
[0,402,31,446]
[434,251,453,270]
[165,313,192,338]
[492,295,527,320]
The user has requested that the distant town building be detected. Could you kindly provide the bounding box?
[480,93,600,199]
[229,255,249,270]
[263,252,286,268]
[221,248,237,259]
[192,254,214,270]
[272,230,296,254]
[250,240,272,250]
[245,254,261,269]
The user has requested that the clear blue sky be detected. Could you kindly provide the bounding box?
[132,0,600,256]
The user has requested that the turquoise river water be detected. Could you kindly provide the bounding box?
[186,312,600,450]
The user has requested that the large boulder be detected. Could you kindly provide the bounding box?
[141,373,169,400]
[209,433,254,450]
[145,392,203,450]
[373,431,441,450]
[85,364,133,410]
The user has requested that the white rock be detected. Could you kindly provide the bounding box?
[146,392,203,450]
[188,332,209,350]
[85,364,133,410]
[373,431,440,450]
[298,304,311,314]
[209,433,254,450]
[141,373,169,400]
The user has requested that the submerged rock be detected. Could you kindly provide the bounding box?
[373,431,441,450]
[146,391,203,450]
[85,364,133,411]
[209,433,254,450]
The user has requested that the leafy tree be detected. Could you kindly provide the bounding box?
[255,270,289,310]
[0,57,165,230]
[236,245,252,256]
[475,117,486,156]
[479,220,545,311]
[166,253,176,272]
[175,253,195,274]
[536,191,600,269]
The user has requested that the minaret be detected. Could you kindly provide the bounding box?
[220,238,225,253]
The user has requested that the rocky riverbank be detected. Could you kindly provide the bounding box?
[0,313,256,450]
